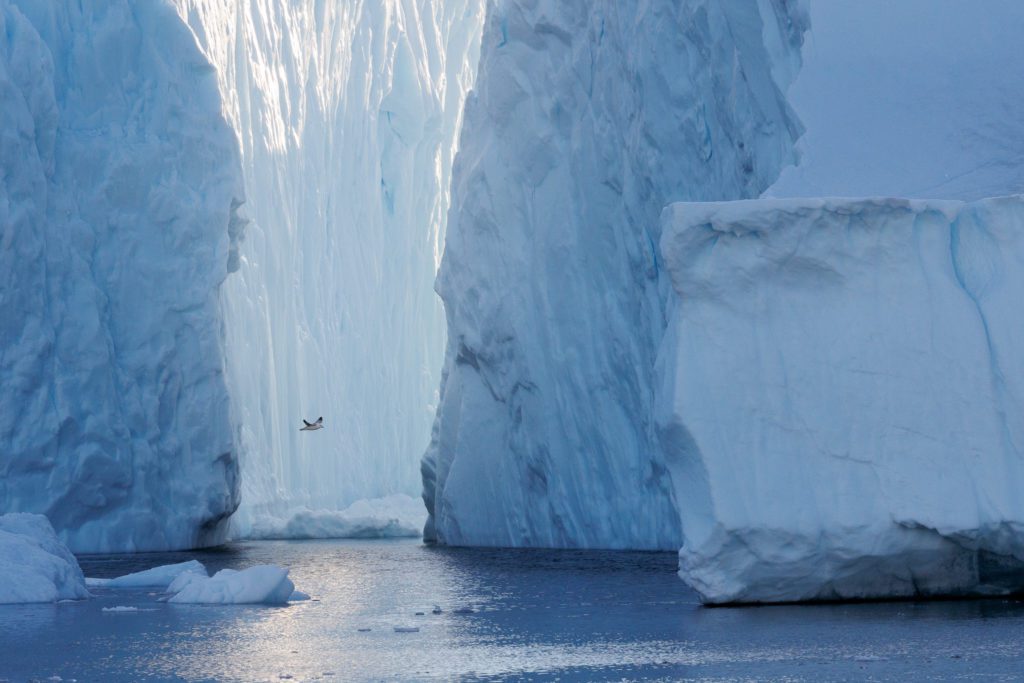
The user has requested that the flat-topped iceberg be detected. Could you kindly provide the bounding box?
[658,196,1024,603]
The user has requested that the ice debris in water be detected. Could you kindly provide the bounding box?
[89,560,302,605]
[86,561,206,588]
[168,566,296,605]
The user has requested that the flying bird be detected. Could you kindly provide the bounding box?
[300,416,324,431]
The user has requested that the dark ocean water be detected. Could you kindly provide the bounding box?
[2,539,1024,681]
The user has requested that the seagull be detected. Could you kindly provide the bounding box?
[300,416,324,431]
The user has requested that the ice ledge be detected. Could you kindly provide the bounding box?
[657,195,1024,603]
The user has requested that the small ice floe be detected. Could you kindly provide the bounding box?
[168,566,295,605]
[414,611,424,616]
[452,606,475,614]
[289,590,311,601]
[432,605,442,614]
[87,560,206,589]
[101,606,139,612]
[394,626,420,633]
[357,628,371,632]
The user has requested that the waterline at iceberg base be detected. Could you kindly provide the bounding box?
[657,196,1024,604]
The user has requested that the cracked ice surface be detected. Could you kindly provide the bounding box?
[658,196,1024,603]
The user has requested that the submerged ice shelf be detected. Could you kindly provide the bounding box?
[658,196,1024,603]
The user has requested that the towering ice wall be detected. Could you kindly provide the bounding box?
[0,1,243,551]
[423,0,806,548]
[170,0,485,532]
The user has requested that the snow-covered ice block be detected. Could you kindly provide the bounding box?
[0,514,89,604]
[168,566,295,605]
[658,196,1024,603]
[246,495,426,540]
[86,560,207,589]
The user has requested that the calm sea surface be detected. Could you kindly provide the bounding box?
[1,539,1024,681]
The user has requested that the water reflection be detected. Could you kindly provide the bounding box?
[0,540,1022,681]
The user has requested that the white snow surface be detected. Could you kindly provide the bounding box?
[169,0,486,534]
[167,565,295,605]
[658,196,1024,603]
[0,0,243,552]
[422,0,806,549]
[768,0,1024,200]
[0,514,89,604]
[86,560,207,589]
[247,494,426,540]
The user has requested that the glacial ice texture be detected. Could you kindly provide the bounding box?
[658,196,1024,603]
[422,0,806,549]
[0,1,243,552]
[170,0,485,532]
[0,513,89,603]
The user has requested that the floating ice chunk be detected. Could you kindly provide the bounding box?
[288,590,310,601]
[0,514,89,604]
[247,495,426,540]
[658,196,1024,603]
[101,606,139,612]
[168,565,295,605]
[394,626,420,633]
[86,561,207,589]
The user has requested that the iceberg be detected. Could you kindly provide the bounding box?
[0,0,243,552]
[422,0,806,549]
[167,565,295,605]
[0,514,89,604]
[1,0,484,550]
[657,196,1024,603]
[86,560,207,589]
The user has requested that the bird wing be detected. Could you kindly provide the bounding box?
[303,419,312,427]
[316,416,323,424]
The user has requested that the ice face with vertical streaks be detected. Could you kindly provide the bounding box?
[422,0,806,549]
[0,0,243,552]
[171,0,485,533]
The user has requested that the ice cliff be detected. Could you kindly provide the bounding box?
[423,0,806,548]
[658,196,1024,603]
[655,0,1024,603]
[1,0,483,550]
[0,0,243,552]
[170,0,485,532]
